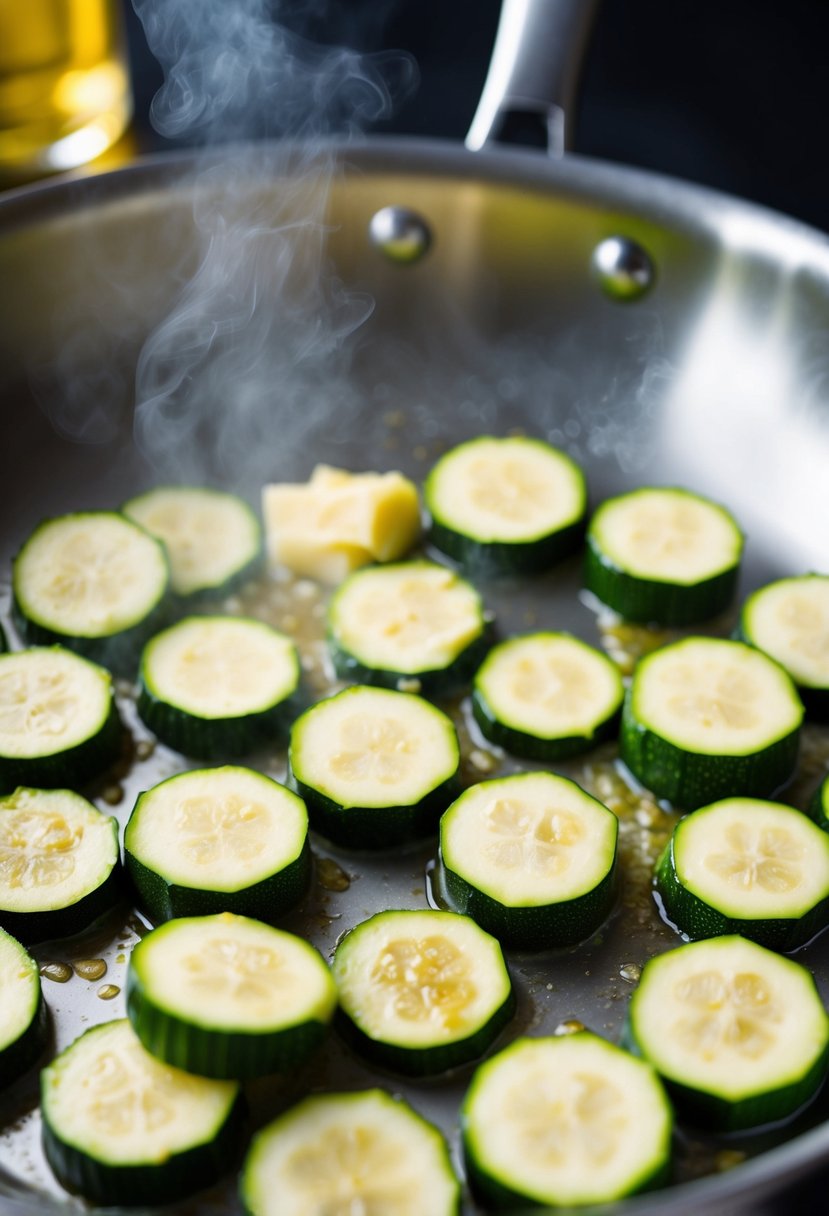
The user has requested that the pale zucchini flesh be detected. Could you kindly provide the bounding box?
[123,486,262,598]
[332,908,514,1075]
[327,560,487,694]
[124,766,310,922]
[657,798,829,950]
[0,787,120,943]
[0,648,121,794]
[472,632,623,760]
[241,1089,460,1216]
[740,575,829,717]
[625,935,829,1130]
[621,637,803,809]
[13,511,169,672]
[288,685,460,848]
[440,771,618,949]
[41,1019,243,1206]
[425,436,587,574]
[127,913,336,1079]
[462,1033,672,1208]
[585,487,742,625]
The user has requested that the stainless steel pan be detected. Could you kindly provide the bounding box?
[1,1,828,1211]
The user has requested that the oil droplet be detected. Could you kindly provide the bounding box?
[619,962,642,985]
[97,984,120,1001]
[135,739,156,761]
[73,959,107,981]
[715,1150,746,1173]
[424,858,451,911]
[116,953,126,965]
[468,748,498,774]
[316,858,351,892]
[40,961,72,984]
[554,1019,585,1036]
[396,677,422,694]
[102,784,123,806]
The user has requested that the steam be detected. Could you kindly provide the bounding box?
[129,0,415,484]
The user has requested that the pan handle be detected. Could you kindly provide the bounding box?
[466,0,600,156]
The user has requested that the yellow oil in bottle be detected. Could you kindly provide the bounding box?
[0,0,131,175]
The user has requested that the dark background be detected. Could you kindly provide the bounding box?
[123,0,829,233]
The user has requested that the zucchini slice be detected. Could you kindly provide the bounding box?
[585,487,743,625]
[138,615,300,758]
[425,435,587,575]
[124,766,310,922]
[127,913,336,1080]
[123,485,263,599]
[0,927,47,1087]
[440,771,618,950]
[41,1019,244,1207]
[288,685,460,849]
[810,774,829,832]
[13,511,169,674]
[657,798,829,951]
[624,935,829,1131]
[472,632,623,760]
[328,560,488,696]
[0,787,120,944]
[0,648,121,793]
[461,1033,672,1209]
[740,575,829,718]
[241,1089,460,1216]
[621,636,803,809]
[332,908,514,1076]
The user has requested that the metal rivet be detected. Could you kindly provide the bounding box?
[369,206,432,264]
[592,236,655,301]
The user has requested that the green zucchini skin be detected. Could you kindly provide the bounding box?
[0,690,122,796]
[0,932,49,1087]
[328,629,491,700]
[471,687,620,762]
[655,837,829,953]
[584,533,739,626]
[122,485,264,604]
[424,436,588,578]
[737,576,829,721]
[126,968,328,1081]
[41,1087,246,1208]
[12,512,170,678]
[2,864,122,947]
[288,767,459,850]
[620,690,800,811]
[463,1126,669,1213]
[810,776,829,832]
[622,1013,829,1134]
[428,516,586,579]
[440,861,617,952]
[136,682,300,761]
[461,1034,673,1210]
[622,937,829,1133]
[125,837,312,925]
[334,991,515,1079]
[0,622,6,653]
[12,597,169,681]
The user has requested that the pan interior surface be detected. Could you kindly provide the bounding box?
[0,144,828,1215]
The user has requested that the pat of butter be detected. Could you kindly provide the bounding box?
[263,465,421,583]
